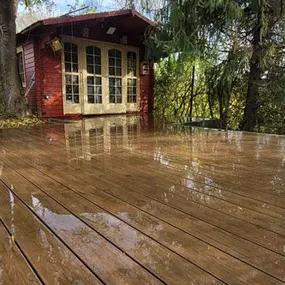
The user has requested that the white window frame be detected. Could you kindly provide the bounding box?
[61,35,140,115]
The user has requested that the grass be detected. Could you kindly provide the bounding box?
[0,116,44,128]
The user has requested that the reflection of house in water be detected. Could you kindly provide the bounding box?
[64,115,141,161]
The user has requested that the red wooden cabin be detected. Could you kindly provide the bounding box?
[16,9,154,118]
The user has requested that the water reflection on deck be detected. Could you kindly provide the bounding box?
[0,115,285,285]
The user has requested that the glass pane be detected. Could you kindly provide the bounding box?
[72,64,78,72]
[115,78,122,87]
[133,96,137,103]
[109,95,115,103]
[109,57,115,66]
[72,75,78,84]
[109,78,115,86]
[88,86,94,95]
[109,67,115,76]
[66,74,72,84]
[66,85,72,93]
[133,79,137,86]
[95,56,101,65]
[109,87,115,95]
[95,86,102,94]
[95,77,102,85]
[66,94,73,102]
[87,76,94,85]
[95,95,102,104]
[74,95,79,103]
[115,50,121,58]
[116,68,121,76]
[87,55,93,64]
[127,87,132,95]
[87,65,94,74]
[115,87,122,95]
[95,65,101,75]
[109,49,115,57]
[72,53,78,63]
[116,58,121,67]
[133,87,137,94]
[73,85,79,94]
[88,95,95,103]
[71,44,77,52]
[94,47,101,55]
[65,63,71,72]
[65,53,71,62]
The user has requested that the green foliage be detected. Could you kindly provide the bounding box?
[147,0,285,134]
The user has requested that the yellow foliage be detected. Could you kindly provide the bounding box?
[0,116,43,128]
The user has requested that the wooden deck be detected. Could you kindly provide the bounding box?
[0,115,285,285]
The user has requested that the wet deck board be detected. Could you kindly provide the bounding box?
[0,182,103,285]
[0,221,41,285]
[1,117,285,284]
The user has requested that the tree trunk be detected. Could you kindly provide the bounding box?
[240,3,263,131]
[189,65,195,122]
[207,91,214,119]
[0,0,28,118]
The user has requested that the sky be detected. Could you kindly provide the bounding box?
[18,0,116,14]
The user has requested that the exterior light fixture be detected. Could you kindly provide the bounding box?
[50,38,62,51]
[106,27,116,35]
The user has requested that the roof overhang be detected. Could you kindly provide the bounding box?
[19,9,153,35]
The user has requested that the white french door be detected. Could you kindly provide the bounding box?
[62,36,139,115]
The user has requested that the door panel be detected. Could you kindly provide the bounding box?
[83,45,104,114]
[63,43,82,114]
[62,37,139,115]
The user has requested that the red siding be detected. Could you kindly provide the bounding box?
[34,41,64,118]
[41,49,63,117]
[23,42,36,112]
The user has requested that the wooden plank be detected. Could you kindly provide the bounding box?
[4,126,285,202]
[0,157,224,285]
[0,222,41,285]
[19,154,285,282]
[106,150,285,215]
[88,150,285,220]
[1,136,285,283]
[4,135,284,254]
[3,126,285,214]
[0,179,165,285]
[0,183,102,285]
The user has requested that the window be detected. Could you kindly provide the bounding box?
[17,49,26,87]
[127,52,137,103]
[108,49,122,103]
[110,125,123,148]
[86,46,102,104]
[64,43,79,104]
[89,127,104,154]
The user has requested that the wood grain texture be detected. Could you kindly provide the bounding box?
[0,115,285,284]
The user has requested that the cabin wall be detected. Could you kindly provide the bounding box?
[41,48,64,117]
[34,39,64,117]
[32,35,153,118]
